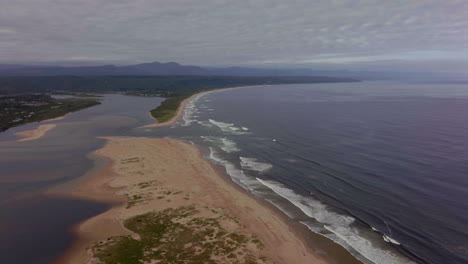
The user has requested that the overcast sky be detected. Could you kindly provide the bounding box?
[1,0,468,72]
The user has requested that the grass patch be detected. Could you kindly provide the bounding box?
[135,180,159,189]
[92,206,267,264]
[126,194,145,208]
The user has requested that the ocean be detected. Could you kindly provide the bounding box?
[150,81,468,264]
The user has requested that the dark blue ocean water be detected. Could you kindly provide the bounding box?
[159,82,468,264]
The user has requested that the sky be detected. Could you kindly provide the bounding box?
[1,0,468,73]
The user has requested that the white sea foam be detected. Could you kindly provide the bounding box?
[208,119,248,135]
[241,126,249,131]
[196,120,213,127]
[383,235,401,245]
[221,138,240,152]
[299,220,328,234]
[208,147,260,192]
[240,157,273,173]
[256,178,416,264]
[181,94,201,126]
[208,119,234,131]
[201,136,240,153]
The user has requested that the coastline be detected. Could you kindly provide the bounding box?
[142,85,265,128]
[58,137,328,263]
[41,113,68,123]
[56,85,363,264]
[15,124,57,142]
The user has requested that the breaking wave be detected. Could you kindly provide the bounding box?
[240,157,273,172]
[208,147,261,191]
[201,136,240,153]
[383,235,401,245]
[256,178,415,264]
[181,94,205,126]
[208,119,249,135]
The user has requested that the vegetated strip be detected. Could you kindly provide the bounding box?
[0,94,100,132]
[149,95,190,123]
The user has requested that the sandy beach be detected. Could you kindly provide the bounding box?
[15,124,57,142]
[58,137,327,264]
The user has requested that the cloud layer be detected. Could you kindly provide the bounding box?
[1,0,467,70]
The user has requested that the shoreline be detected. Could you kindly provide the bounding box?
[58,137,329,263]
[41,113,69,123]
[15,124,57,142]
[142,85,265,128]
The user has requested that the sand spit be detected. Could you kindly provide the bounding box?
[15,124,57,142]
[142,85,265,128]
[59,137,327,264]
[142,94,197,128]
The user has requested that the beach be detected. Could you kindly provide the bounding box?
[59,137,327,263]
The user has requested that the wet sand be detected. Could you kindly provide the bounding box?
[15,124,57,142]
[59,137,328,263]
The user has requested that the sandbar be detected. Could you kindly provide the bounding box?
[15,124,57,142]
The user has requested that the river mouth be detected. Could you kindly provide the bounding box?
[0,94,164,264]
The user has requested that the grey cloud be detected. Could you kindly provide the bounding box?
[0,0,467,71]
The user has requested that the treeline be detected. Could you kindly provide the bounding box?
[0,94,100,131]
[0,75,358,97]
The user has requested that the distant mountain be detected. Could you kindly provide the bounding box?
[122,62,208,75]
[0,61,462,81]
[0,62,210,76]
